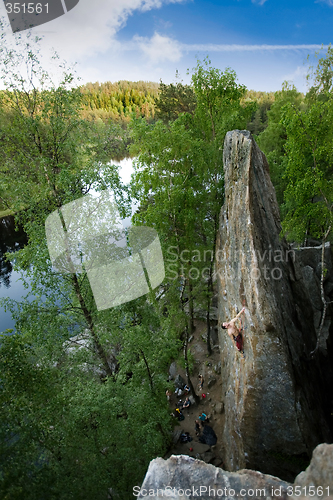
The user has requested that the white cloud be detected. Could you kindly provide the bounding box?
[181,43,328,52]
[134,32,182,62]
[283,65,308,80]
[251,0,268,5]
[0,0,186,62]
[316,0,333,6]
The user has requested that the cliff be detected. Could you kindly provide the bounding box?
[215,130,333,480]
[136,443,333,500]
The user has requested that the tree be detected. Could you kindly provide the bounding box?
[245,90,275,137]
[306,43,333,102]
[155,78,196,123]
[257,82,305,207]
[0,298,177,498]
[130,115,206,397]
[280,46,333,355]
[0,29,176,498]
[190,58,253,354]
[131,59,252,358]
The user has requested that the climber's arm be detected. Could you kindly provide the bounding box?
[229,307,245,324]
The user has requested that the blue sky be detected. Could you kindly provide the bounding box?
[1,0,332,92]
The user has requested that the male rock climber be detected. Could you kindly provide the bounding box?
[222,307,246,358]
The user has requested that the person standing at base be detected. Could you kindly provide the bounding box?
[222,307,246,358]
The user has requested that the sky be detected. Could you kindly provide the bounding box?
[0,0,332,92]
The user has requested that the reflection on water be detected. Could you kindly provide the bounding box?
[0,215,28,289]
[0,215,28,332]
[0,159,135,332]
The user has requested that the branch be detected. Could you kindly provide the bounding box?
[310,226,331,357]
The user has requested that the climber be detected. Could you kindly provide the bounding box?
[222,307,246,357]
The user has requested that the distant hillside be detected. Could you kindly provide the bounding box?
[242,90,275,136]
[80,80,160,125]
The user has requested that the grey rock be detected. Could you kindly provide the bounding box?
[301,266,322,310]
[188,395,196,406]
[199,451,215,463]
[174,374,185,390]
[296,243,333,296]
[216,130,332,480]
[207,377,217,388]
[192,443,210,453]
[137,443,333,500]
[214,361,221,374]
[292,443,333,499]
[168,362,177,380]
[137,455,291,499]
[172,429,183,444]
[214,402,224,414]
[211,456,223,467]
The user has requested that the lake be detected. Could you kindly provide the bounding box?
[0,215,28,332]
[0,158,135,333]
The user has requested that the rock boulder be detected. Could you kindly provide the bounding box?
[216,130,332,480]
[136,443,333,500]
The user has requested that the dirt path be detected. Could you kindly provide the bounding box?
[164,320,225,467]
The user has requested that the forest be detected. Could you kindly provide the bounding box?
[0,28,332,499]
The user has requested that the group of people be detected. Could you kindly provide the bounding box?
[195,413,209,435]
[181,412,216,446]
[168,384,192,421]
[166,306,248,451]
[172,396,191,421]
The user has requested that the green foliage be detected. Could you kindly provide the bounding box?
[191,57,252,142]
[155,79,196,123]
[277,46,333,244]
[0,30,175,499]
[244,90,275,136]
[80,80,159,124]
[281,98,333,243]
[0,315,174,499]
[0,39,87,213]
[257,83,305,206]
[306,43,333,101]
[130,59,251,345]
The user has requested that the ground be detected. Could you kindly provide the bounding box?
[164,319,226,467]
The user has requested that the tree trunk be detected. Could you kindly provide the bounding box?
[206,299,212,356]
[71,273,114,377]
[187,264,195,335]
[139,348,154,392]
[310,228,332,357]
[57,207,114,377]
[206,220,218,355]
[183,324,200,405]
[180,279,200,404]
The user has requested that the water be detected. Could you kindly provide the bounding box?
[0,216,28,332]
[0,158,136,333]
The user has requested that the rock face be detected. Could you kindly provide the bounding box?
[136,455,291,500]
[293,443,333,498]
[136,443,333,500]
[216,130,332,480]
